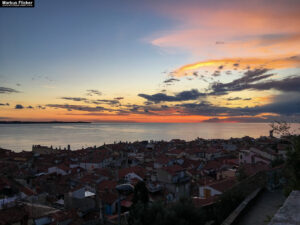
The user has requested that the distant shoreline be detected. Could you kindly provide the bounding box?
[0,121,91,124]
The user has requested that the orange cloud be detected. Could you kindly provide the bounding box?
[173,56,300,76]
[150,2,300,59]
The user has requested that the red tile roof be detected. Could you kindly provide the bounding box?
[209,178,237,193]
[162,165,184,176]
[118,166,146,179]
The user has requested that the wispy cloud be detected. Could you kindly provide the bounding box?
[15,104,24,109]
[86,89,102,96]
[138,89,205,103]
[46,104,107,112]
[172,56,300,76]
[210,71,300,95]
[150,1,300,59]
[61,97,88,102]
[163,78,180,83]
[0,87,19,94]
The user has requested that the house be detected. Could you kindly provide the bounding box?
[239,148,274,165]
[0,204,31,225]
[47,164,70,176]
[157,165,190,200]
[99,191,119,215]
[154,155,174,169]
[199,178,237,198]
[205,148,224,160]
[118,166,146,183]
[187,148,206,160]
[203,160,222,178]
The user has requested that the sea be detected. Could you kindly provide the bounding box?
[0,123,299,152]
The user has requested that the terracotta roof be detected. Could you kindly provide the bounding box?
[0,205,27,225]
[57,164,70,172]
[93,168,112,178]
[209,178,237,192]
[203,160,222,171]
[118,166,146,179]
[193,196,217,207]
[240,162,269,177]
[100,191,118,204]
[162,165,184,176]
[98,180,118,192]
[155,155,170,164]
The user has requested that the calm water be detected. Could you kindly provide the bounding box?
[0,123,299,152]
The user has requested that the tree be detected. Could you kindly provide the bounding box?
[269,121,300,195]
[270,121,291,137]
[236,167,248,181]
[132,181,149,205]
[128,197,206,225]
[283,135,300,195]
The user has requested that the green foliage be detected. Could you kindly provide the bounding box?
[283,135,300,195]
[236,167,248,181]
[269,122,300,195]
[271,158,285,168]
[214,190,244,223]
[128,198,206,225]
[132,181,149,205]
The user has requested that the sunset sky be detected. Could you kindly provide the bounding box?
[0,0,299,122]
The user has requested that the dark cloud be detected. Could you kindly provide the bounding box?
[0,87,19,94]
[177,101,239,116]
[163,78,180,83]
[212,70,221,77]
[15,104,24,109]
[209,68,274,95]
[0,103,9,106]
[252,94,300,115]
[61,97,88,102]
[46,104,107,112]
[37,105,46,110]
[202,117,269,123]
[86,89,102,96]
[114,97,124,100]
[225,97,251,101]
[0,117,11,120]
[177,93,300,119]
[27,105,33,109]
[218,65,224,70]
[31,75,53,82]
[144,101,154,105]
[227,97,242,101]
[138,89,205,103]
[91,99,120,106]
[246,76,300,92]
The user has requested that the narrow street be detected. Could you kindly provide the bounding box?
[234,190,286,225]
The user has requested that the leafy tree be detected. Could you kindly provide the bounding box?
[271,158,285,168]
[269,121,300,195]
[283,135,300,195]
[236,167,248,181]
[132,181,149,205]
[128,198,206,225]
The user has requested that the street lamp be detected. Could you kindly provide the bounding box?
[115,184,134,225]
